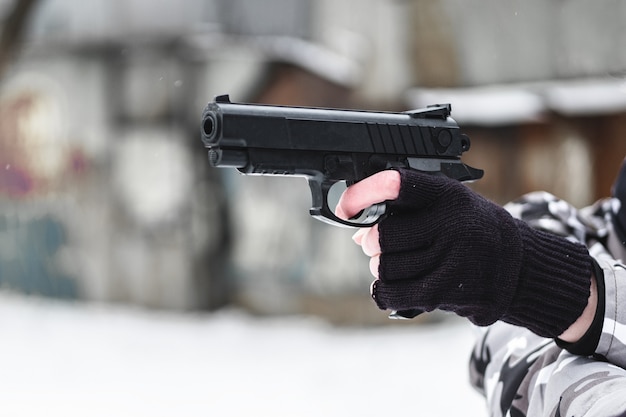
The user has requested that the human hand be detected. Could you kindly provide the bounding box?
[337,169,593,338]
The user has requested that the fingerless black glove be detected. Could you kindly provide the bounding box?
[372,169,593,338]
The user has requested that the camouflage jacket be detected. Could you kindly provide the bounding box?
[469,192,626,417]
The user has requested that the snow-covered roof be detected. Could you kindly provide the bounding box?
[407,78,626,126]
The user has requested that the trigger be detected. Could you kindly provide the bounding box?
[356,203,387,224]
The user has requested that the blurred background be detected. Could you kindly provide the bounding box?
[1,1,626,415]
[3,0,626,319]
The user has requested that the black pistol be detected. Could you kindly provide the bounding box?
[201,95,483,227]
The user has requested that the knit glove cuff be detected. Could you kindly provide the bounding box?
[502,222,592,338]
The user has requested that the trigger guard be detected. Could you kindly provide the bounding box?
[310,202,387,228]
[307,178,387,227]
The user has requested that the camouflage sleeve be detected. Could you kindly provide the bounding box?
[470,322,626,417]
[468,192,626,416]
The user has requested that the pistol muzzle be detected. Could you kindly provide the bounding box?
[201,113,219,146]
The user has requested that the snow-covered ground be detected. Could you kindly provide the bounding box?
[0,292,486,417]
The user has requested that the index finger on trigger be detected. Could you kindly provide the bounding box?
[335,170,401,220]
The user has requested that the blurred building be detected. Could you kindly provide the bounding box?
[0,0,625,323]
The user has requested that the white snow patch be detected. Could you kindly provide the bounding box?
[0,292,485,417]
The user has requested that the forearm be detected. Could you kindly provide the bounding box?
[593,253,626,368]
[558,273,598,343]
